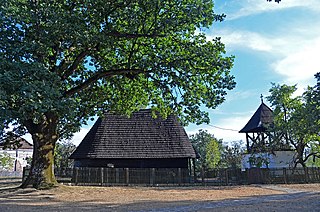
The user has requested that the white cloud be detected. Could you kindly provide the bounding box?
[69,128,90,146]
[186,113,252,144]
[273,37,320,84]
[227,0,320,20]
[209,25,320,92]
[209,30,273,52]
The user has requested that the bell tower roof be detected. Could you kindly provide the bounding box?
[239,102,273,133]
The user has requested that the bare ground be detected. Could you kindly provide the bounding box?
[0,178,319,211]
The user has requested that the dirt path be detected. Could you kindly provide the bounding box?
[0,181,319,211]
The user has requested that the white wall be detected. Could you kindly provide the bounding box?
[0,149,33,172]
[241,151,297,170]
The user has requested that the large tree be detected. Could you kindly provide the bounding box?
[0,1,235,188]
[266,74,320,167]
[303,73,320,166]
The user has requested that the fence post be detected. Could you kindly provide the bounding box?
[75,167,79,185]
[106,168,109,185]
[125,168,129,185]
[304,167,309,183]
[115,168,119,184]
[101,167,104,186]
[225,169,229,185]
[87,167,91,185]
[22,167,27,183]
[201,167,205,186]
[283,168,287,184]
[178,168,181,186]
[150,168,155,186]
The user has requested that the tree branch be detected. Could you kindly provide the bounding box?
[63,68,147,97]
[304,152,320,162]
[61,49,91,80]
[105,30,165,39]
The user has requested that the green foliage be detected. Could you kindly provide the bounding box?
[0,152,14,171]
[306,141,320,167]
[248,154,270,168]
[190,129,223,169]
[26,156,33,167]
[205,139,221,169]
[266,73,320,167]
[0,0,235,141]
[0,0,235,187]
[54,140,76,169]
[220,141,244,169]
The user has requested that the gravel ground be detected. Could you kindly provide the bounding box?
[0,178,319,212]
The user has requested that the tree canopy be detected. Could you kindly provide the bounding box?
[220,141,244,169]
[266,73,320,167]
[0,1,235,188]
[190,129,223,169]
[54,140,76,170]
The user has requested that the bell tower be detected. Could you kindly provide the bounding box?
[239,96,273,153]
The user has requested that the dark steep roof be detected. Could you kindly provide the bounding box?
[70,109,196,159]
[239,103,273,133]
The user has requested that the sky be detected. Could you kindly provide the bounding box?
[185,0,320,145]
[26,0,320,146]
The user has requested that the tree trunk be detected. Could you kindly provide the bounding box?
[294,143,306,168]
[21,113,59,189]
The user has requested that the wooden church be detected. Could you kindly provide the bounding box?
[70,109,196,169]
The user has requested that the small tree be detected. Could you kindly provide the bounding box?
[190,130,223,170]
[206,139,221,169]
[0,152,15,171]
[220,141,244,169]
[54,140,76,170]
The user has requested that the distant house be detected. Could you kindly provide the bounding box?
[0,138,33,172]
[239,100,296,169]
[70,109,196,170]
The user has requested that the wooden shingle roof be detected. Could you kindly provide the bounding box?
[70,109,196,159]
[239,103,273,133]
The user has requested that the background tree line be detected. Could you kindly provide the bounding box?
[190,130,244,170]
[190,73,320,170]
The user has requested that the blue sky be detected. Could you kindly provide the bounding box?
[186,0,320,144]
[67,0,320,146]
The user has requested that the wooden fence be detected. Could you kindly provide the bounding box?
[22,167,320,186]
[70,167,192,186]
[245,167,320,184]
[197,167,320,185]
